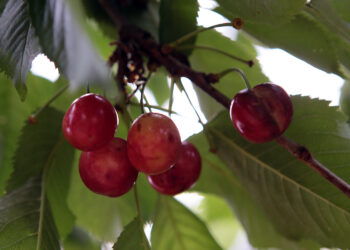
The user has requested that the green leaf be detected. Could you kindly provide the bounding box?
[217,8,345,78]
[81,0,116,40]
[0,74,27,195]
[28,0,112,89]
[306,0,350,47]
[215,0,305,25]
[189,29,268,120]
[0,177,60,249]
[340,80,350,119]
[328,0,350,23]
[6,107,64,192]
[46,139,76,239]
[125,1,160,40]
[196,194,240,249]
[147,70,169,106]
[63,227,101,250]
[159,0,198,47]
[113,217,150,250]
[204,96,350,248]
[151,196,222,250]
[0,0,41,100]
[3,105,76,240]
[189,133,318,249]
[0,73,84,197]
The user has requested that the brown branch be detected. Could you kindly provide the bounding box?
[99,0,350,198]
[275,136,350,198]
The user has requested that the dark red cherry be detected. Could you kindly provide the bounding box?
[79,137,138,197]
[147,141,201,195]
[127,112,181,175]
[62,93,118,151]
[230,83,293,143]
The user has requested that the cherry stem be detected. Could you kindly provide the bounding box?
[168,78,175,116]
[140,84,146,114]
[30,84,68,120]
[129,102,179,115]
[140,72,152,114]
[126,84,142,103]
[275,136,350,198]
[181,80,205,126]
[143,95,152,112]
[168,23,233,48]
[176,45,254,67]
[217,68,251,89]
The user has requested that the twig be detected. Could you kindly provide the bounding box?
[275,136,350,198]
[99,0,350,198]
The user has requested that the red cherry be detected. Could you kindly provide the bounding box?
[230,83,293,143]
[147,141,201,195]
[127,112,181,175]
[79,137,138,197]
[62,93,118,151]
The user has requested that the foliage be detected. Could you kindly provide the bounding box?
[0,0,350,249]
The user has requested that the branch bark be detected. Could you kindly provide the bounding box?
[99,0,350,198]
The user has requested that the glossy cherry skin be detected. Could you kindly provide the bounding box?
[79,138,138,197]
[230,83,293,143]
[62,93,118,151]
[127,113,181,175]
[147,141,201,195]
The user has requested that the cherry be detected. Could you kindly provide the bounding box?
[127,112,181,175]
[147,141,201,195]
[62,93,118,151]
[79,137,138,197]
[230,83,293,143]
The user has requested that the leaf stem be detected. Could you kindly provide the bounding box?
[168,23,233,48]
[133,184,148,250]
[176,45,254,67]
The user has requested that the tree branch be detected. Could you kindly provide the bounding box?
[275,136,350,197]
[99,0,350,198]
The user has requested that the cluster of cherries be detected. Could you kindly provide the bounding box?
[61,82,292,198]
[62,93,201,197]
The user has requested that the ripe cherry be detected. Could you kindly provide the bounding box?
[147,141,201,195]
[62,93,118,151]
[79,137,138,197]
[230,83,293,143]
[127,112,181,175]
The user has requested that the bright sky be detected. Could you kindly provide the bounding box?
[29,2,344,249]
